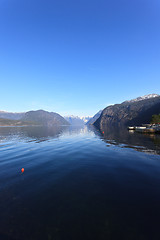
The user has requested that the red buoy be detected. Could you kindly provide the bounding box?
[21,168,24,173]
[102,131,104,134]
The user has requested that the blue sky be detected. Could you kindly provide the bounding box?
[0,0,160,116]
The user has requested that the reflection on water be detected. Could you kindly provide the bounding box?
[94,125,160,155]
[0,125,67,143]
[0,125,160,240]
[0,125,160,154]
[0,125,92,142]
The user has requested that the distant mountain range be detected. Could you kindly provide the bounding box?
[64,115,92,125]
[0,110,69,126]
[64,116,85,126]
[0,110,92,126]
[80,116,92,123]
[1,93,160,127]
[0,111,25,120]
[93,94,160,128]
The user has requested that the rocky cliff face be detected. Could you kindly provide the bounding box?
[22,110,69,126]
[94,95,160,128]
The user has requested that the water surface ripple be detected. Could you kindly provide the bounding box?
[0,126,160,240]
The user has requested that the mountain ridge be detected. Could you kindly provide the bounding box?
[0,110,69,126]
[94,94,160,128]
[124,94,159,103]
[64,115,92,125]
[0,111,25,120]
[22,110,69,126]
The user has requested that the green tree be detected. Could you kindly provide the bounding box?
[151,114,160,124]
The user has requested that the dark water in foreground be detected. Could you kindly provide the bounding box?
[0,125,160,240]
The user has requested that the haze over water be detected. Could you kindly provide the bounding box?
[0,125,160,240]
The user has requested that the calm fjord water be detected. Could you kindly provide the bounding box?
[0,126,160,240]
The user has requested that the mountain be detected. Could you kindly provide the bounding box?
[0,110,69,126]
[87,110,102,125]
[0,118,38,126]
[64,115,85,125]
[124,94,159,103]
[94,94,160,128]
[64,115,92,125]
[80,116,92,123]
[0,111,25,120]
[22,110,69,126]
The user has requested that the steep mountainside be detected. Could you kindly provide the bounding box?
[22,110,69,126]
[87,110,102,125]
[94,94,160,128]
[0,111,25,120]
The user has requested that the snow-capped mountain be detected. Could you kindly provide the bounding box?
[64,115,92,125]
[94,94,160,127]
[124,94,159,103]
[64,115,85,125]
[80,116,92,123]
[64,115,80,119]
